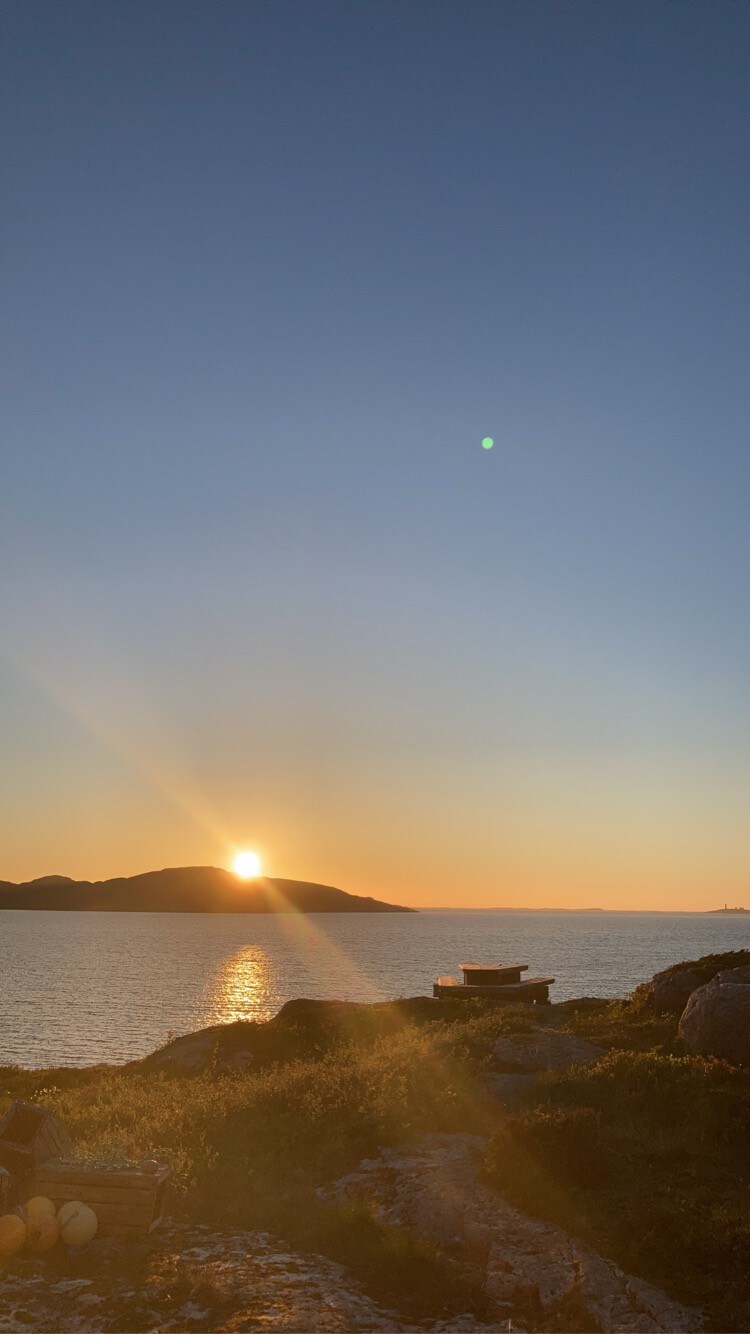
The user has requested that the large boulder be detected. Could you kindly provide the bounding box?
[716,965,750,985]
[633,950,750,1014]
[484,1026,605,1103]
[642,968,704,1014]
[138,996,446,1071]
[678,971,750,1064]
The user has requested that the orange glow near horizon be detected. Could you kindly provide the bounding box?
[3,565,748,914]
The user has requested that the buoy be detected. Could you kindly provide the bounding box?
[0,1214,27,1258]
[56,1200,79,1228]
[26,1212,59,1252]
[25,1196,57,1220]
[58,1202,97,1247]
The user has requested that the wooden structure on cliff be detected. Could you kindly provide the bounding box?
[433,961,554,1003]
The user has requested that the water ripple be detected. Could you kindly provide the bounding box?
[0,909,747,1067]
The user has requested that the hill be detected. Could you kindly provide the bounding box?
[0,866,414,913]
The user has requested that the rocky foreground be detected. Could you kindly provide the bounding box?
[0,1224,447,1333]
[329,1133,699,1333]
[0,1133,700,1333]
[1,949,748,1332]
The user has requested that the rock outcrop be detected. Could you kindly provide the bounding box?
[640,967,704,1014]
[145,1023,257,1071]
[632,950,750,1014]
[143,998,447,1072]
[492,1026,605,1073]
[0,1222,470,1332]
[678,968,750,1064]
[329,1134,703,1332]
[483,1025,605,1101]
[716,964,750,985]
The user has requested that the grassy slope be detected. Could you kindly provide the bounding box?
[483,997,750,1333]
[1,990,748,1330]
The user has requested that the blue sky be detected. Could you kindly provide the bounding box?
[2,0,749,905]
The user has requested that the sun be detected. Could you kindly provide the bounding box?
[234,850,262,879]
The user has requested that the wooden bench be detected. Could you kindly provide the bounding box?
[459,962,529,986]
[433,975,555,1004]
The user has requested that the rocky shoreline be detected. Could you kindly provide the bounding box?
[0,949,748,1332]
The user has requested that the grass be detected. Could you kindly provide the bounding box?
[3,1022,507,1217]
[0,1013,511,1323]
[1,982,748,1329]
[482,1019,750,1331]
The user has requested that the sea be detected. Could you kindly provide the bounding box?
[1,909,748,1069]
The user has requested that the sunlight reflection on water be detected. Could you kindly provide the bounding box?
[203,946,273,1025]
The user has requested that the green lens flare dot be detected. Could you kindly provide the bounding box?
[481,437,494,450]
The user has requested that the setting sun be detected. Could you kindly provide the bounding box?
[234,850,262,879]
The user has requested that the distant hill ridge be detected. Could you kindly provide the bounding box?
[0,866,414,914]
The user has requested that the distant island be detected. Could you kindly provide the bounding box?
[0,866,414,914]
[709,906,749,914]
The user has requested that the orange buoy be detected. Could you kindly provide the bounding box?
[26,1212,60,1252]
[0,1214,27,1258]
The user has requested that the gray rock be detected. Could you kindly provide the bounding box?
[678,974,750,1064]
[482,1072,537,1101]
[716,965,750,985]
[492,1026,605,1074]
[641,968,704,1014]
[0,1222,414,1331]
[328,1134,702,1331]
[633,951,750,1014]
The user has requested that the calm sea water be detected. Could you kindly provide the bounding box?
[0,909,748,1068]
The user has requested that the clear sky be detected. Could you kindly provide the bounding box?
[2,0,749,908]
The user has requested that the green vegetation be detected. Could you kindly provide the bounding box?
[483,1000,750,1332]
[1,989,748,1329]
[0,1004,513,1322]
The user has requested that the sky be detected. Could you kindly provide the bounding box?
[2,0,749,909]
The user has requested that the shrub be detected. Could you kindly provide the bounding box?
[483,1050,750,1331]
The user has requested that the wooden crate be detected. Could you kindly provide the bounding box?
[0,1101,74,1178]
[31,1160,170,1237]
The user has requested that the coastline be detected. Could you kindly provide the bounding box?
[1,950,748,1332]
